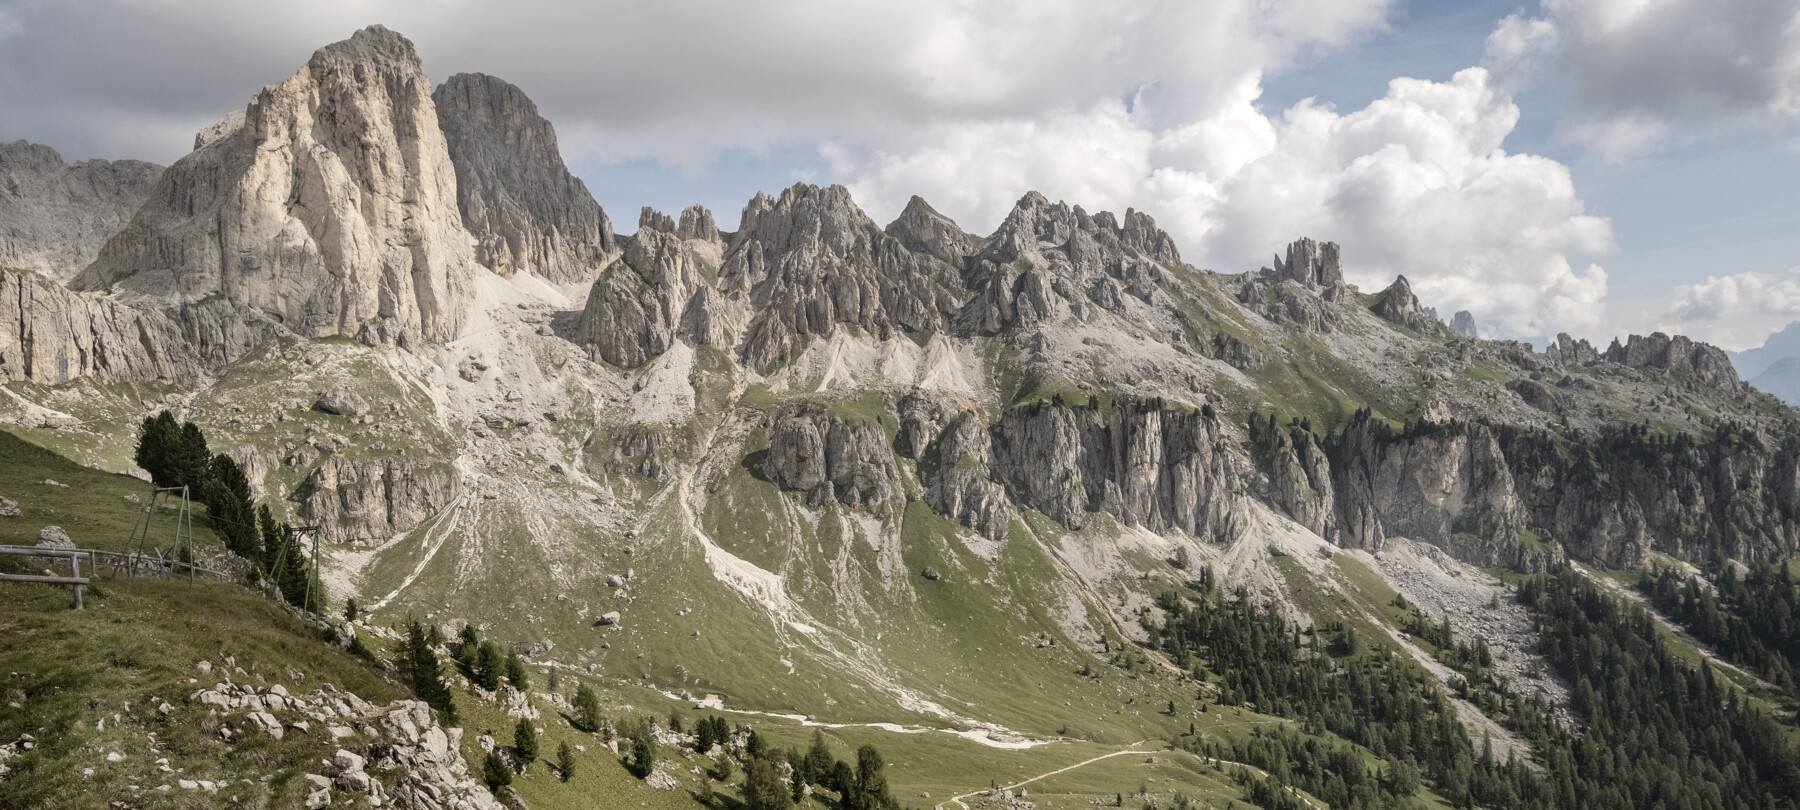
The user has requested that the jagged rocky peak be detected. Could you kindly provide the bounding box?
[1451,310,1479,338]
[885,195,975,267]
[980,191,1181,267]
[639,206,677,234]
[962,191,1181,333]
[73,24,477,352]
[433,72,616,284]
[0,141,163,284]
[1603,332,1742,390]
[1271,237,1345,289]
[576,224,701,368]
[724,183,965,371]
[1547,333,1600,365]
[1372,275,1438,333]
[676,204,724,245]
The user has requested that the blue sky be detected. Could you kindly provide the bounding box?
[2,0,1796,349]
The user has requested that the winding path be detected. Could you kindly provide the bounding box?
[940,738,1321,810]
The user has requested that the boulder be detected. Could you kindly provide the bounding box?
[34,525,73,549]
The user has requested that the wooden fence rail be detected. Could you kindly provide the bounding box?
[0,545,235,610]
[0,546,90,608]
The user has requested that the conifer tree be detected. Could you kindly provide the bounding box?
[514,717,538,771]
[556,741,575,782]
[572,683,602,733]
[744,757,794,810]
[475,642,504,691]
[399,620,458,725]
[482,750,513,791]
[504,649,528,691]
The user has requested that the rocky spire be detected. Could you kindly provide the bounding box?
[675,205,723,245]
[74,25,477,351]
[0,141,163,284]
[433,72,616,284]
[1450,310,1478,338]
[1373,275,1437,333]
[639,207,676,234]
[885,195,975,267]
[1271,237,1344,288]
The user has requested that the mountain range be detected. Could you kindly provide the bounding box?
[2,24,1797,810]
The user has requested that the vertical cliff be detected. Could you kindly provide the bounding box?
[434,72,616,284]
[74,25,478,352]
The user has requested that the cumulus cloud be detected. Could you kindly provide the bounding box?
[841,66,1615,340]
[1501,0,1800,158]
[0,0,1390,167]
[1666,267,1800,349]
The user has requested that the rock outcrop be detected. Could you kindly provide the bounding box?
[961,192,1179,334]
[187,681,502,810]
[1248,414,1334,537]
[725,184,966,371]
[0,141,162,283]
[75,25,478,352]
[1327,417,1545,569]
[1271,237,1344,289]
[923,412,1012,542]
[676,204,724,246]
[763,403,903,514]
[0,268,200,384]
[884,196,975,267]
[1450,310,1478,339]
[990,399,1237,538]
[433,72,616,284]
[576,228,700,368]
[1372,275,1437,334]
[1602,332,1742,391]
[294,457,460,545]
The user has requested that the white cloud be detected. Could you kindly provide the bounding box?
[838,66,1614,341]
[1666,267,1800,349]
[1501,0,1800,159]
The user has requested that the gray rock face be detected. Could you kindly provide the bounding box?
[990,399,1237,538]
[576,228,699,368]
[1329,419,1535,567]
[1271,237,1344,289]
[763,403,903,514]
[725,184,967,371]
[0,141,163,284]
[923,412,1012,543]
[1450,310,1478,338]
[1212,334,1268,370]
[962,192,1178,334]
[0,268,200,384]
[676,205,724,246]
[639,207,677,235]
[294,457,460,545]
[1546,333,1599,365]
[884,196,975,267]
[75,25,478,352]
[433,72,616,284]
[35,525,74,549]
[1372,275,1438,334]
[1248,414,1334,537]
[1602,332,1742,391]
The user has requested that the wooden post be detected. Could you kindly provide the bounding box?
[72,552,83,610]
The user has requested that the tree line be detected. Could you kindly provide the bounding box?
[135,410,321,612]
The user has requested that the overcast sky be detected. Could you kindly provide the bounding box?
[2,0,1796,350]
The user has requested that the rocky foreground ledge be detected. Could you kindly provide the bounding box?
[188,678,503,810]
